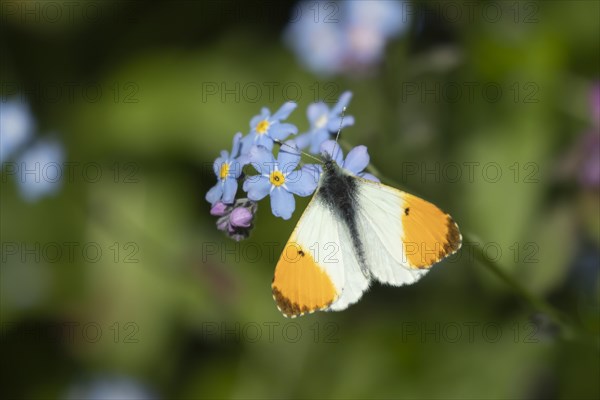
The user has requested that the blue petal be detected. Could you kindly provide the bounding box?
[346,1,407,38]
[243,175,271,201]
[283,18,345,75]
[271,187,295,220]
[255,134,274,151]
[343,145,370,175]
[269,123,298,141]
[303,163,323,178]
[222,178,238,204]
[240,133,255,155]
[231,132,243,157]
[307,102,329,126]
[247,145,274,175]
[320,140,344,166]
[309,129,332,154]
[236,153,250,167]
[294,133,312,150]
[205,183,223,205]
[331,91,353,116]
[285,165,319,197]
[229,160,243,179]
[327,115,355,132]
[271,102,297,121]
[277,145,301,173]
[213,157,221,177]
[16,137,65,202]
[359,172,380,183]
[0,101,35,164]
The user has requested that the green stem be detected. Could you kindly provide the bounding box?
[466,232,575,339]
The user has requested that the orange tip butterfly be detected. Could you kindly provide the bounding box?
[271,114,462,318]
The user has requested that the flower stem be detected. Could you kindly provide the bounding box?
[466,232,575,339]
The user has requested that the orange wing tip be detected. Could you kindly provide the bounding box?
[405,214,463,269]
[413,215,462,269]
[272,288,337,318]
[401,193,463,268]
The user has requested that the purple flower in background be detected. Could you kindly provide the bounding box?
[578,83,600,188]
[590,82,600,125]
[284,1,409,76]
[16,136,65,202]
[212,199,258,241]
[0,100,35,164]
[295,91,355,154]
[241,102,298,153]
[578,134,600,188]
[320,140,380,182]
[243,144,318,220]
[206,133,244,205]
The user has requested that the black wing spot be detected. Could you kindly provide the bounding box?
[405,208,410,216]
[298,250,305,257]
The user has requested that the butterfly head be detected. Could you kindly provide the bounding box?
[322,105,346,173]
[321,152,339,174]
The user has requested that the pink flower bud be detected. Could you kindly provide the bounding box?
[210,202,228,216]
[230,207,252,228]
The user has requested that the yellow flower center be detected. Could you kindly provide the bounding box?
[219,162,230,180]
[256,119,270,135]
[315,114,328,129]
[269,170,285,187]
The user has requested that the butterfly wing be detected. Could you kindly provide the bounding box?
[353,177,462,286]
[271,167,461,316]
[271,196,343,317]
[326,216,371,312]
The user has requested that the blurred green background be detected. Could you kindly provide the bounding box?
[1,1,599,399]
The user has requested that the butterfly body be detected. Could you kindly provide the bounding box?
[318,158,371,279]
[272,153,462,318]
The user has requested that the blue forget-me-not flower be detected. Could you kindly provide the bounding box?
[206,132,244,205]
[206,91,382,237]
[1,100,35,164]
[295,91,355,154]
[16,136,65,202]
[284,1,409,76]
[241,102,299,153]
[243,143,318,220]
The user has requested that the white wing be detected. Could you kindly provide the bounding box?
[326,216,371,311]
[353,180,429,286]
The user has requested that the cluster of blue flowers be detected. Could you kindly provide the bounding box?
[284,1,409,76]
[206,91,378,240]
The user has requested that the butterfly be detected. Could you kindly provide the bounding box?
[271,141,462,318]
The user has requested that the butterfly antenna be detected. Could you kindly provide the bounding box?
[274,140,323,164]
[335,107,346,144]
[332,107,346,162]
